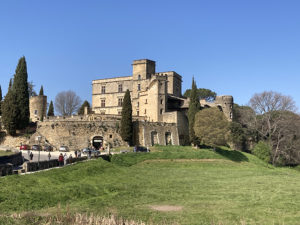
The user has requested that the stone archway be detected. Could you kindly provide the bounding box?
[165,132,172,145]
[151,131,158,146]
[92,136,103,150]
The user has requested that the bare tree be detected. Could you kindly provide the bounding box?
[248,91,298,165]
[55,90,82,116]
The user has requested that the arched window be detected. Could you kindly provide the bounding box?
[138,74,141,80]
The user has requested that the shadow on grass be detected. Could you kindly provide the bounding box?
[214,147,249,162]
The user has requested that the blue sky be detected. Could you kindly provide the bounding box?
[1,0,300,111]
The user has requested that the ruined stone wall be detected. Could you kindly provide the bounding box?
[134,121,179,146]
[31,119,125,151]
[200,95,234,121]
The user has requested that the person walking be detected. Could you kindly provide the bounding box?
[30,152,33,161]
[75,150,78,158]
[88,149,92,159]
[64,153,68,165]
[58,153,64,166]
[48,152,51,161]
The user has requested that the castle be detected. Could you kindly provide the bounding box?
[28,59,233,150]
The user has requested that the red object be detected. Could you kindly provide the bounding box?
[58,155,64,162]
[20,145,29,150]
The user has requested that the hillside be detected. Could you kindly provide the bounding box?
[0,146,300,225]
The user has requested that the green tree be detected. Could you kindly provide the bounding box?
[229,104,257,151]
[12,57,29,129]
[253,141,270,163]
[0,85,2,116]
[8,79,12,90]
[39,85,44,96]
[187,78,200,145]
[2,83,18,135]
[194,107,230,148]
[184,88,217,102]
[120,89,133,145]
[28,81,37,97]
[78,100,91,115]
[47,101,54,116]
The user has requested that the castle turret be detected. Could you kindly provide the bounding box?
[215,95,233,121]
[29,95,47,122]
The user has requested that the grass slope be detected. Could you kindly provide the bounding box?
[0,146,300,224]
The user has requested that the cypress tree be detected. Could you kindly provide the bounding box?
[39,85,44,96]
[188,77,200,145]
[47,101,54,116]
[2,83,18,135]
[0,85,2,116]
[12,57,29,129]
[120,89,133,145]
[8,79,12,90]
[78,100,91,115]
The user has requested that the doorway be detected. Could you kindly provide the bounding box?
[92,136,103,150]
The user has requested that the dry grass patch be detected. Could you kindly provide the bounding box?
[149,205,183,212]
[141,159,231,164]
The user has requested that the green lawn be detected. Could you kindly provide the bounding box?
[0,146,300,224]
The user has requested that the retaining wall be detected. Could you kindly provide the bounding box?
[0,163,13,176]
[0,152,23,166]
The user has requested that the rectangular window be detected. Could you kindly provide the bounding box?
[144,109,147,114]
[101,86,106,94]
[160,99,163,104]
[137,84,141,91]
[160,109,163,114]
[137,111,139,116]
[101,99,105,107]
[118,84,123,93]
[145,99,147,104]
[34,110,38,115]
[118,98,123,106]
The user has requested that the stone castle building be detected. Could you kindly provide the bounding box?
[27,59,233,151]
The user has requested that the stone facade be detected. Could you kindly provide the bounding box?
[91,59,233,146]
[92,59,183,123]
[29,95,47,122]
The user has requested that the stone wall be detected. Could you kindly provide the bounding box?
[30,116,180,150]
[23,159,59,172]
[0,152,23,166]
[31,119,125,151]
[1,135,30,149]
[134,121,179,146]
[0,163,13,176]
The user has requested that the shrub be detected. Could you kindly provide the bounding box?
[252,141,270,163]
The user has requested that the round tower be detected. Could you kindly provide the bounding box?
[29,95,47,122]
[215,95,233,121]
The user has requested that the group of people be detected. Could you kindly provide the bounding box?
[26,146,103,165]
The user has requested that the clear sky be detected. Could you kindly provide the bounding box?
[1,0,300,112]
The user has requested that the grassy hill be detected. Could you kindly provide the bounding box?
[1,146,300,224]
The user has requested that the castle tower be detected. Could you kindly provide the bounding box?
[215,95,233,121]
[131,59,156,116]
[29,95,47,122]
